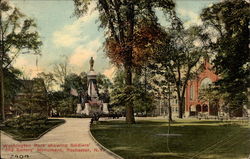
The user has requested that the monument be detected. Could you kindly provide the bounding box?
[76,57,109,115]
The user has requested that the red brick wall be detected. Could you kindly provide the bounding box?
[185,61,219,113]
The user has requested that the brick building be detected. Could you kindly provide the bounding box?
[185,61,219,117]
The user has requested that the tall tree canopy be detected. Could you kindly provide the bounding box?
[37,72,56,92]
[52,56,71,88]
[73,0,175,123]
[4,67,22,107]
[0,0,42,121]
[110,69,154,115]
[201,0,249,114]
[153,24,208,118]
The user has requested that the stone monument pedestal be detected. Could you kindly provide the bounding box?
[76,104,82,114]
[83,103,90,115]
[76,57,110,116]
[103,103,109,114]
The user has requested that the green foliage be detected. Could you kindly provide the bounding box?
[1,118,65,141]
[153,24,207,118]
[13,78,48,115]
[73,0,176,123]
[0,0,42,121]
[110,70,154,114]
[201,0,249,109]
[48,91,78,116]
[61,72,111,99]
[0,0,42,67]
[4,67,22,104]
[96,73,112,92]
[57,96,77,115]
[47,70,112,115]
[4,113,47,130]
[37,72,55,92]
[63,73,87,94]
[199,84,221,104]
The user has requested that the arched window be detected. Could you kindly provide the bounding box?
[200,78,212,89]
[190,105,196,111]
[196,104,201,112]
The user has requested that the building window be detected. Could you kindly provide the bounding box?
[190,85,194,100]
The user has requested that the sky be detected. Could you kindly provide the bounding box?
[11,0,219,79]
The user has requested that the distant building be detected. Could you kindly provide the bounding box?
[152,87,179,118]
[185,61,219,117]
[9,78,48,116]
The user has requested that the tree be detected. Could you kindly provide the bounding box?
[13,78,47,116]
[0,0,42,121]
[47,91,75,116]
[110,69,154,116]
[53,56,71,88]
[152,74,175,121]
[132,73,154,115]
[63,73,86,94]
[61,72,111,95]
[3,67,22,118]
[198,84,229,116]
[73,0,175,123]
[4,68,22,104]
[58,72,112,114]
[96,73,112,92]
[37,72,55,92]
[153,25,207,118]
[201,0,249,116]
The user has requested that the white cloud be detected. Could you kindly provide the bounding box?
[52,2,98,47]
[69,38,101,70]
[53,30,83,47]
[103,66,116,80]
[69,47,96,67]
[177,8,202,27]
[13,55,44,78]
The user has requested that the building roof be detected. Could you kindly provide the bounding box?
[17,78,47,95]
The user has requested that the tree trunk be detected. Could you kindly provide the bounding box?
[168,83,172,122]
[124,1,135,124]
[124,62,135,124]
[0,66,5,121]
[176,83,183,119]
[0,7,5,121]
[168,104,172,121]
[178,98,183,118]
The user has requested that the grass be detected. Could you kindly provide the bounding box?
[90,119,250,159]
[1,119,65,141]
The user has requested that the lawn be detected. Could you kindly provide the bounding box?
[90,118,250,159]
[1,119,65,141]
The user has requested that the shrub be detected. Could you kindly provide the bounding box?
[4,113,47,130]
[62,114,89,118]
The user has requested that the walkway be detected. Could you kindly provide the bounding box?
[1,118,115,159]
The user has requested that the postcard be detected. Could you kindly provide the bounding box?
[1,0,249,159]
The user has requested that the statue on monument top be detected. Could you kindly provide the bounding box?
[89,57,94,71]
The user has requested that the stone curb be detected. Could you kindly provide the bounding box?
[88,122,124,159]
[1,119,65,141]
